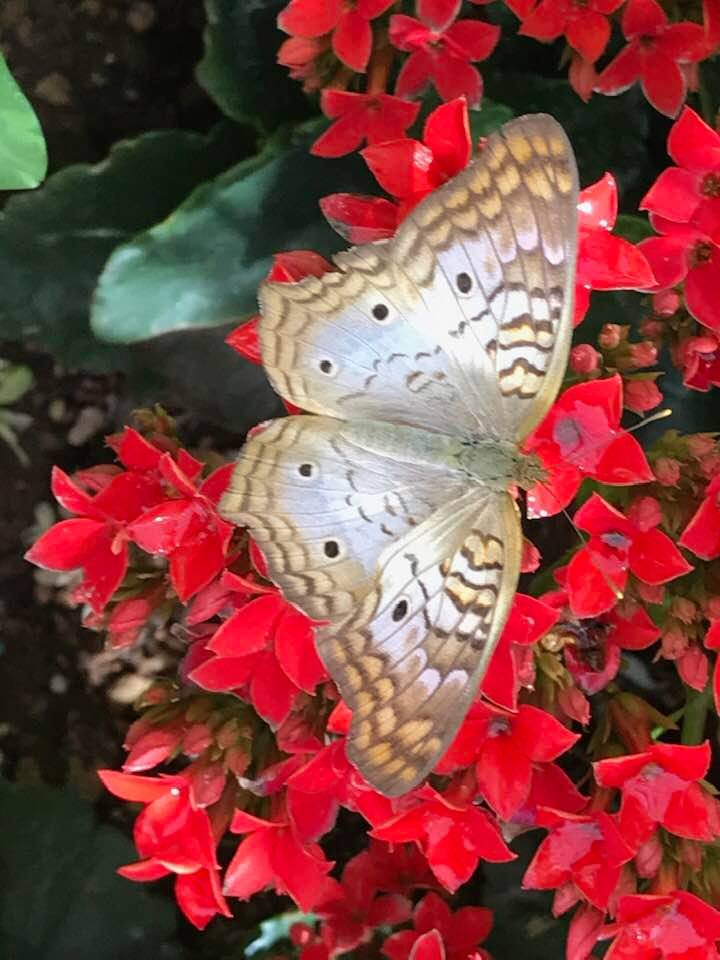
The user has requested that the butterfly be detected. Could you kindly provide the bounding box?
[220,113,578,797]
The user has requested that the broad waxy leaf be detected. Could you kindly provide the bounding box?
[0,54,47,190]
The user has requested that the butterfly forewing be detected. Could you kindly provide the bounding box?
[220,113,578,796]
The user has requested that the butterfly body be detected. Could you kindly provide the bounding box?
[221,114,578,796]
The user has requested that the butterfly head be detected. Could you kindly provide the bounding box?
[513,450,547,492]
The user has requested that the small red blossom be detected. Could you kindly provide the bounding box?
[677,333,720,391]
[523,809,634,910]
[575,174,656,325]
[190,589,327,728]
[604,890,720,959]
[315,850,412,955]
[565,493,693,618]
[383,892,492,960]
[98,770,231,930]
[641,108,720,227]
[25,463,164,614]
[225,805,335,911]
[322,97,471,242]
[525,375,654,519]
[680,474,720,559]
[436,703,579,821]
[278,0,395,73]
[594,740,719,849]
[372,787,514,892]
[126,456,234,602]
[594,0,707,117]
[389,5,500,106]
[312,90,420,159]
[518,0,623,64]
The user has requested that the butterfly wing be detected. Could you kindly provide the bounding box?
[258,113,578,441]
[220,415,472,623]
[318,488,522,795]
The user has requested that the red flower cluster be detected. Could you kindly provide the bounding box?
[24,16,720,959]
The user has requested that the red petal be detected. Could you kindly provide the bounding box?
[175,868,232,930]
[606,603,659,649]
[118,859,170,882]
[422,97,471,175]
[686,249,720,333]
[278,0,342,36]
[99,769,180,803]
[272,829,335,911]
[224,830,275,899]
[641,167,702,222]
[250,651,299,726]
[362,139,436,199]
[629,528,693,583]
[209,594,285,655]
[637,234,690,288]
[389,13,429,50]
[333,9,372,71]
[114,427,164,473]
[567,11,610,63]
[288,788,339,842]
[432,52,483,106]
[169,524,232,601]
[519,2,567,42]
[669,106,720,171]
[516,705,580,762]
[640,52,685,118]
[566,545,627,618]
[189,652,257,691]
[477,734,534,820]
[25,517,106,571]
[320,193,399,243]
[274,609,327,692]
[312,113,365,159]
[680,490,720,559]
[622,0,667,36]
[593,432,654,484]
[578,172,617,231]
[578,230,656,290]
[409,931,445,960]
[394,49,434,99]
[444,19,500,60]
[418,0,461,30]
[595,42,642,94]
[226,317,261,364]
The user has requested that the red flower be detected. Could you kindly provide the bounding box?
[315,851,412,954]
[25,463,164,614]
[524,375,654,519]
[593,740,719,849]
[641,108,720,227]
[518,0,623,64]
[372,787,514,892]
[706,619,720,715]
[594,0,707,117]
[680,473,720,559]
[639,223,720,334]
[605,891,720,959]
[523,809,634,910]
[575,174,656,325]
[127,455,234,603]
[389,4,500,106]
[190,589,327,728]
[225,805,335,911]
[436,703,579,821]
[321,97,471,242]
[278,0,395,72]
[312,90,420,159]
[564,493,693,618]
[383,892,492,960]
[678,333,720,391]
[98,770,231,930]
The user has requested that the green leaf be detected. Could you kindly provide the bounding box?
[196,0,312,130]
[0,780,181,959]
[468,99,516,140]
[0,54,47,190]
[245,911,316,957]
[0,123,252,371]
[0,362,34,405]
[615,213,654,244]
[92,127,372,344]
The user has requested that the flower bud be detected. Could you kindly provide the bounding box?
[628,341,659,368]
[569,344,601,374]
[635,833,663,878]
[624,378,663,413]
[654,457,681,487]
[688,434,716,458]
[607,692,655,753]
[661,624,688,660]
[598,323,623,349]
[653,289,680,316]
[670,596,697,624]
[627,495,663,531]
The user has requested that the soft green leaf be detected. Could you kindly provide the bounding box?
[92,127,372,344]
[196,0,311,130]
[0,362,34,405]
[0,781,180,959]
[469,99,516,140]
[615,213,654,244]
[0,54,47,190]
[0,123,252,371]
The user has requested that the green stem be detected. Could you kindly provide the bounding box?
[681,682,713,745]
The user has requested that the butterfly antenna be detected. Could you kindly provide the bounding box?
[626,407,672,434]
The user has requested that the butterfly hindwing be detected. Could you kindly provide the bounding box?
[258,113,578,442]
[317,490,523,796]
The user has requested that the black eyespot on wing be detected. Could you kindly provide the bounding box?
[324,540,340,559]
[372,303,389,321]
[456,272,472,293]
[298,463,313,477]
[392,599,408,622]
[319,359,333,374]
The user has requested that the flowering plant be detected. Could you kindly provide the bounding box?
[23,0,720,957]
